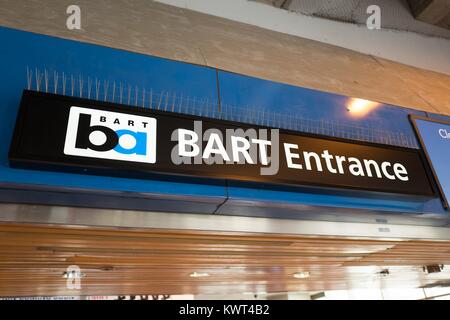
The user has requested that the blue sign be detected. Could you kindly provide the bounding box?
[411,116,450,209]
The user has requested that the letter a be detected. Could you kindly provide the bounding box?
[66,5,82,30]
[366,5,381,30]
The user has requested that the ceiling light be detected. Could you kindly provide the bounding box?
[62,271,85,279]
[377,269,390,276]
[243,291,267,295]
[293,271,310,279]
[189,272,210,278]
[423,264,444,274]
[346,98,379,117]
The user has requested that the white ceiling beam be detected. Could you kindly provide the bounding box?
[155,0,450,76]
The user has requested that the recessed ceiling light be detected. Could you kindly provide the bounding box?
[62,271,85,279]
[243,291,267,295]
[293,271,310,279]
[377,269,390,276]
[189,272,210,278]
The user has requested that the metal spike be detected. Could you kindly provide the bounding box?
[157,91,163,110]
[26,66,32,90]
[119,83,123,104]
[53,71,59,94]
[35,68,42,92]
[44,69,49,93]
[95,79,100,100]
[134,86,138,106]
[164,92,169,111]
[179,94,183,113]
[62,72,67,96]
[200,99,204,117]
[112,82,116,103]
[149,89,153,109]
[191,97,196,116]
[71,75,74,96]
[171,92,176,112]
[103,80,109,101]
[186,97,191,113]
[87,77,92,99]
[127,84,131,105]
[79,75,83,98]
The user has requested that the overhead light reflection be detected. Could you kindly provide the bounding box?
[293,271,310,279]
[189,272,210,278]
[346,98,379,117]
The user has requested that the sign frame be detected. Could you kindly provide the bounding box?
[410,114,450,210]
[9,90,436,197]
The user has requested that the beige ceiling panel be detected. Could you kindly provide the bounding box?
[375,57,450,115]
[0,0,449,115]
[0,0,206,65]
[184,9,438,112]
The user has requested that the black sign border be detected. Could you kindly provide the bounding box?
[9,90,436,198]
[410,114,450,210]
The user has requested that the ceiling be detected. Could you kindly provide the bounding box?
[2,0,450,115]
[0,222,449,297]
[254,0,450,36]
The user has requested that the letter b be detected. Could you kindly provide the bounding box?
[177,129,200,157]
[75,113,118,151]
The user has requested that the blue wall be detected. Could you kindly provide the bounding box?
[218,72,424,148]
[0,26,448,221]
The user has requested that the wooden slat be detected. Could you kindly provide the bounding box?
[0,223,449,297]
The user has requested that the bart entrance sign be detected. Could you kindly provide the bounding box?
[9,91,434,196]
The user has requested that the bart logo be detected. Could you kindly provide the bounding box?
[64,106,156,163]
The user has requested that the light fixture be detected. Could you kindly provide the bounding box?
[346,98,379,117]
[189,271,210,278]
[423,264,444,274]
[293,271,310,279]
[62,270,85,279]
[377,269,390,277]
[243,291,267,295]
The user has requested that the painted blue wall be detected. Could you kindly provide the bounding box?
[0,26,448,220]
[0,26,223,200]
[218,72,425,148]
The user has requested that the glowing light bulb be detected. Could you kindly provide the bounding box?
[346,98,379,117]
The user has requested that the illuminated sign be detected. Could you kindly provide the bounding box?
[9,91,434,196]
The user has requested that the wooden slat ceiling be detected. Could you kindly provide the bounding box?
[0,223,449,297]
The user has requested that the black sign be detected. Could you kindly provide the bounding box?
[9,90,434,196]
